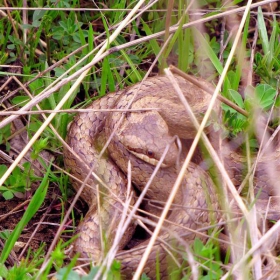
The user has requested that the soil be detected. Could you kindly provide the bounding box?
[0,183,80,267]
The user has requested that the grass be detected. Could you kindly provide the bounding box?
[0,0,280,279]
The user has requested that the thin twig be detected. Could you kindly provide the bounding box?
[170,66,248,117]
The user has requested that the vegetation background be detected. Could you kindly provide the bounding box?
[0,0,279,279]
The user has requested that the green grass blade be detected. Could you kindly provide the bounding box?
[194,28,224,75]
[0,164,51,264]
[257,7,269,57]
[88,23,95,62]
[142,20,160,56]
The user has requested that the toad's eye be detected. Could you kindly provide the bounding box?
[147,150,154,157]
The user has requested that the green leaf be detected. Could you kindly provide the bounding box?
[7,44,15,50]
[193,29,223,75]
[11,96,30,107]
[0,165,8,177]
[100,57,110,95]
[0,263,8,278]
[0,124,11,145]
[31,138,49,160]
[88,23,95,62]
[29,77,44,94]
[228,89,244,109]
[140,273,150,280]
[193,238,204,254]
[56,268,80,280]
[257,7,269,58]
[0,230,11,240]
[118,49,141,83]
[2,190,13,200]
[32,10,47,25]
[142,20,160,56]
[255,84,277,110]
